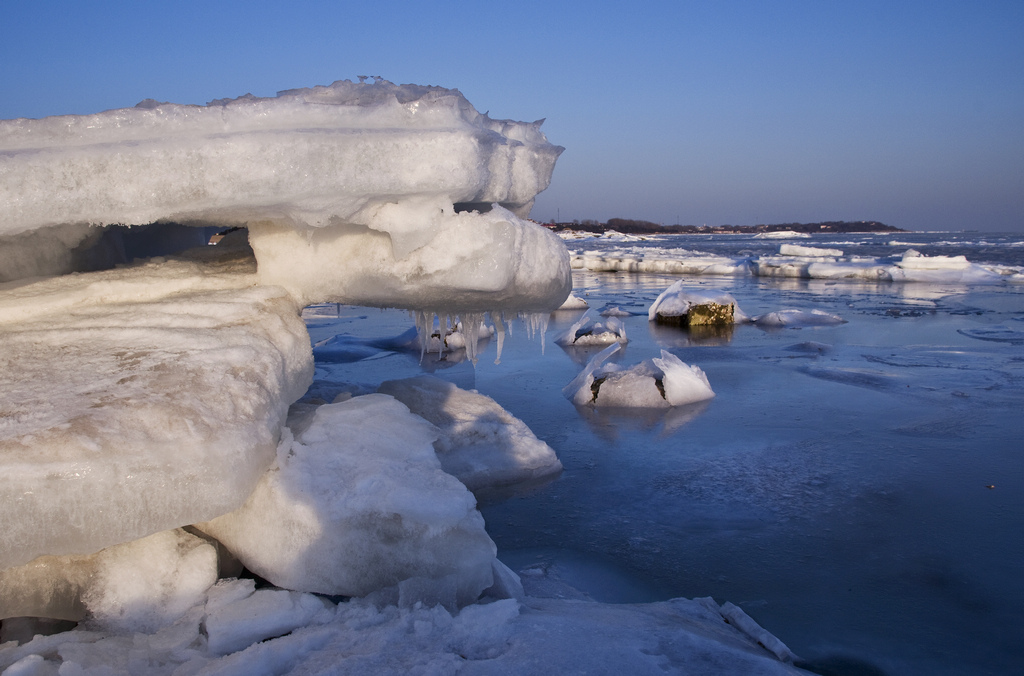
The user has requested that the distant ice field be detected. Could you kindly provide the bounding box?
[562,230,1024,269]
[308,241,1024,676]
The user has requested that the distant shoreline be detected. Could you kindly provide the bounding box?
[543,218,905,235]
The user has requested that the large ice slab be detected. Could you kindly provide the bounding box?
[0,80,571,311]
[196,395,496,605]
[0,246,313,569]
[0,80,561,236]
[249,201,571,310]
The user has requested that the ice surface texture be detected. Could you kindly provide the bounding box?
[0,81,560,235]
[377,375,562,491]
[197,395,497,605]
[0,250,313,569]
[0,80,572,312]
[0,590,805,675]
[0,529,216,628]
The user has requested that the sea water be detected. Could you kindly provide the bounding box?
[307,232,1024,676]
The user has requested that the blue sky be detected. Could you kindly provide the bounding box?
[2,1,1022,231]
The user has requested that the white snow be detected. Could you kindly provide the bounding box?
[564,344,716,408]
[377,376,562,491]
[196,395,496,606]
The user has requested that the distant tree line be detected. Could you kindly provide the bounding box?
[545,218,903,234]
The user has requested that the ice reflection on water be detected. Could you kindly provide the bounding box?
[309,270,1024,676]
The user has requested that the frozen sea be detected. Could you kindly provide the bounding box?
[306,231,1023,676]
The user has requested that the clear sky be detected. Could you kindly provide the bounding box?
[2,0,1022,231]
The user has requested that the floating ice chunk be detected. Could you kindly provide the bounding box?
[648,281,747,324]
[377,376,562,491]
[652,351,717,406]
[898,249,970,269]
[564,344,715,408]
[754,309,847,327]
[754,230,810,239]
[598,305,637,317]
[556,312,628,346]
[196,395,496,605]
[778,243,843,257]
[0,256,313,570]
[557,294,589,310]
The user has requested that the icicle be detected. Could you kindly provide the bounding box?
[492,311,506,365]
[521,312,550,355]
[460,312,485,366]
[439,313,449,358]
[414,310,434,363]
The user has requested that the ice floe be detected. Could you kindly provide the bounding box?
[556,312,628,347]
[570,242,1021,284]
[564,344,715,408]
[753,309,847,327]
[377,376,563,491]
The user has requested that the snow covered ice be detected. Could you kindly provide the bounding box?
[0,80,814,675]
[564,343,716,408]
[377,376,562,491]
[0,238,313,568]
[196,395,497,605]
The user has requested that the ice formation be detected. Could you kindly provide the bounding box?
[377,376,562,491]
[0,240,313,569]
[570,241,1017,284]
[556,294,589,310]
[648,282,748,324]
[196,395,496,605]
[753,309,847,327]
[778,243,844,257]
[563,344,716,408]
[0,80,813,673]
[555,312,628,346]
[0,79,571,312]
[0,529,217,629]
[0,587,805,675]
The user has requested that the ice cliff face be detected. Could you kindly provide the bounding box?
[0,81,568,595]
[0,79,570,310]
